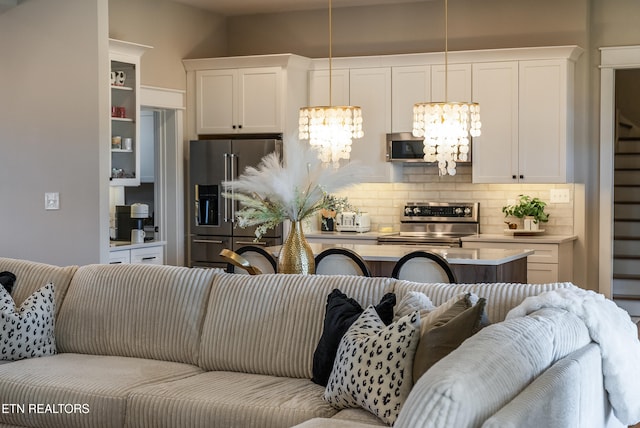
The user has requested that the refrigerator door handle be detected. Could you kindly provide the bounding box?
[194,184,201,226]
[223,153,230,222]
[230,153,237,224]
[235,240,266,246]
[193,239,224,244]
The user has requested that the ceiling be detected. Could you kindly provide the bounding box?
[172,0,425,16]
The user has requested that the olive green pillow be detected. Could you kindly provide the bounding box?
[413,298,488,383]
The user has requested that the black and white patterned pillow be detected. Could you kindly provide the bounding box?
[324,306,420,425]
[1,282,56,361]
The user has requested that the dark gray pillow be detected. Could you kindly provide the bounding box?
[0,271,16,295]
[311,288,396,386]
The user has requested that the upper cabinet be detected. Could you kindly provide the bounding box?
[109,39,151,187]
[195,67,282,134]
[309,67,394,183]
[472,57,577,183]
[184,47,581,184]
[184,55,312,141]
[391,66,431,133]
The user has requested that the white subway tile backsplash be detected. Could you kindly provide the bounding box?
[338,166,575,235]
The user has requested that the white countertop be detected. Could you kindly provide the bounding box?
[109,240,166,251]
[461,234,577,244]
[265,243,533,266]
[305,231,382,240]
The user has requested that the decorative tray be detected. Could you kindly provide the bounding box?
[503,229,545,236]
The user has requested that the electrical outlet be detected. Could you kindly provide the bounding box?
[45,192,59,210]
[550,188,570,204]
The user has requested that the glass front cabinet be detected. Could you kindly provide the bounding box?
[109,39,151,187]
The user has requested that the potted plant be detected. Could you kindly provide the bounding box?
[502,195,549,231]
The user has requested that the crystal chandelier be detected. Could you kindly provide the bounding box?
[299,0,363,166]
[412,0,481,176]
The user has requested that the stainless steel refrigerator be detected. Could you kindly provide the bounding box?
[188,135,283,269]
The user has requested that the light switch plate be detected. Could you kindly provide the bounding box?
[45,192,59,210]
[550,188,570,204]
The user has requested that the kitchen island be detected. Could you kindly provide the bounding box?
[265,243,534,283]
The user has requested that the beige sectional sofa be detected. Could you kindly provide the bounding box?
[0,257,626,428]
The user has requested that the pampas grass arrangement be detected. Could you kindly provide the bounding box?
[223,140,367,239]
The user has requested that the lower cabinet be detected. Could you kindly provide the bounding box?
[462,240,574,283]
[109,244,164,265]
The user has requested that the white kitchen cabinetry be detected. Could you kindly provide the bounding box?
[130,245,164,265]
[196,67,282,134]
[391,66,431,133]
[109,39,151,187]
[471,61,519,183]
[108,249,131,265]
[349,68,393,182]
[308,67,394,182]
[184,55,311,163]
[109,243,165,265]
[432,63,472,104]
[308,69,350,106]
[462,238,575,283]
[472,59,574,183]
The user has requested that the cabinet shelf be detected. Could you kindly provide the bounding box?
[111,117,134,122]
[111,85,134,91]
[111,148,133,153]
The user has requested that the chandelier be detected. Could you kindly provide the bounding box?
[412,0,481,176]
[299,0,363,166]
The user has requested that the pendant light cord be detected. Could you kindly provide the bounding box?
[444,0,448,102]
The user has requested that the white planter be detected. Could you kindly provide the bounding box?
[523,216,539,231]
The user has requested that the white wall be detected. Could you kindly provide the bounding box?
[0,0,110,265]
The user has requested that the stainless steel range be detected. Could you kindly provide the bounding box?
[377,202,479,247]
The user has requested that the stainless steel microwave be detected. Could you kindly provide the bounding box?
[385,132,472,163]
[385,132,425,162]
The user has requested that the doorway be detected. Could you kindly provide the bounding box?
[600,46,640,316]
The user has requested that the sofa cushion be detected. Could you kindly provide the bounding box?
[199,273,395,378]
[0,257,77,318]
[394,307,591,428]
[392,281,574,323]
[312,289,396,386]
[1,283,56,361]
[0,353,203,428]
[413,298,487,382]
[56,263,218,365]
[126,370,337,428]
[324,307,420,425]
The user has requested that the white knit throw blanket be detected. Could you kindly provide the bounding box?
[506,286,640,425]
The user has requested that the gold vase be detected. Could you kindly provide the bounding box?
[278,220,315,274]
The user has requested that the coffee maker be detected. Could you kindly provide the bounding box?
[130,203,148,244]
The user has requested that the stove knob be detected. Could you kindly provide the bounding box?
[413,207,421,215]
[454,207,463,215]
[464,207,472,215]
[404,207,412,215]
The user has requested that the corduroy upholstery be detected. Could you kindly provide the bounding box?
[0,257,77,317]
[199,273,395,378]
[56,263,217,365]
[0,258,624,428]
[392,281,575,323]
[126,371,336,428]
[0,353,203,428]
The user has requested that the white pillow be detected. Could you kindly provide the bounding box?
[393,291,435,322]
[324,306,421,425]
[1,283,56,361]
